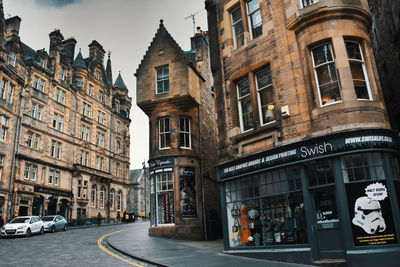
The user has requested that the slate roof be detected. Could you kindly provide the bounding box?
[72,51,87,68]
[20,42,36,59]
[130,169,144,184]
[114,72,127,89]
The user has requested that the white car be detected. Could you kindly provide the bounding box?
[0,216,44,237]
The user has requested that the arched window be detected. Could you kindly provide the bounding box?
[99,186,105,209]
[110,189,115,210]
[91,184,97,207]
[117,191,122,211]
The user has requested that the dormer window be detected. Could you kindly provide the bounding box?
[156,65,169,94]
[8,52,16,67]
[39,58,45,68]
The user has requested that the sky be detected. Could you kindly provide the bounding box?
[4,0,208,169]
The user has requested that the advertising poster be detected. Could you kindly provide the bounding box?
[346,180,397,246]
[179,167,196,217]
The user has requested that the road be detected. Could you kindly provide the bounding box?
[0,223,150,267]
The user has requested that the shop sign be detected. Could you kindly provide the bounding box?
[34,185,72,198]
[346,180,397,246]
[149,156,174,169]
[180,167,196,217]
[217,129,396,180]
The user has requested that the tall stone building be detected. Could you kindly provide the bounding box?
[207,0,400,265]
[128,168,150,219]
[135,21,220,240]
[0,2,131,223]
[367,1,400,134]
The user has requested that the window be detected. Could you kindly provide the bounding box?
[256,66,275,125]
[99,90,104,103]
[0,117,8,141]
[34,134,40,150]
[0,78,7,99]
[39,58,45,68]
[27,132,33,148]
[91,185,97,207]
[96,132,105,147]
[80,150,84,165]
[116,163,120,177]
[31,165,37,181]
[156,65,169,94]
[6,83,13,103]
[52,113,64,132]
[81,125,90,142]
[8,52,16,66]
[85,151,89,166]
[237,77,253,132]
[39,79,45,92]
[0,155,3,182]
[110,189,115,210]
[99,186,105,208]
[96,156,104,171]
[60,68,66,81]
[247,0,262,39]
[116,141,120,154]
[31,103,43,120]
[77,180,82,199]
[301,0,320,8]
[37,105,42,120]
[76,77,82,87]
[117,191,122,211]
[56,88,66,105]
[41,167,46,182]
[159,117,170,149]
[82,102,91,117]
[231,5,244,49]
[49,170,54,184]
[83,181,88,199]
[88,84,93,96]
[51,140,61,159]
[179,118,191,149]
[311,43,341,106]
[55,171,60,185]
[345,41,371,100]
[24,164,31,180]
[341,152,385,183]
[33,76,39,90]
[97,111,105,124]
[116,121,120,133]
[151,172,174,225]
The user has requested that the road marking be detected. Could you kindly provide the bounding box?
[98,230,145,267]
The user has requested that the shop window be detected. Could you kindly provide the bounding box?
[110,189,115,210]
[306,159,335,187]
[345,41,372,100]
[100,186,105,209]
[225,166,307,247]
[246,0,262,39]
[151,172,174,225]
[156,65,169,94]
[256,66,275,125]
[341,152,386,183]
[91,184,97,207]
[237,77,254,132]
[231,5,244,49]
[389,156,400,214]
[311,43,342,106]
[179,117,191,149]
[301,0,320,8]
[159,117,171,149]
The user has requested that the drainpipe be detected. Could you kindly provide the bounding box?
[198,104,207,240]
[7,68,27,222]
[70,89,78,222]
[107,111,114,222]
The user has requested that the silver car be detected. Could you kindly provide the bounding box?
[42,215,67,233]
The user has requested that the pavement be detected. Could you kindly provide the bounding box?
[107,222,314,267]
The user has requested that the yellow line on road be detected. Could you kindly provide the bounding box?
[98,230,145,267]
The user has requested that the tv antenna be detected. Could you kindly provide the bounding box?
[185,9,204,36]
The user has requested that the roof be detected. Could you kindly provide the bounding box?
[20,42,36,58]
[72,51,87,68]
[130,169,144,184]
[114,72,127,89]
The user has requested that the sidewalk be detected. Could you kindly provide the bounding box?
[107,222,314,267]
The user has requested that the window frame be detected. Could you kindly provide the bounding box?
[237,76,254,132]
[158,117,171,150]
[231,5,245,50]
[156,65,170,94]
[255,66,275,126]
[179,117,191,149]
[246,0,262,40]
[0,116,8,141]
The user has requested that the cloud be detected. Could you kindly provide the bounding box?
[34,0,82,8]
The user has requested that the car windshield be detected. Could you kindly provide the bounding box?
[42,216,55,222]
[10,217,30,224]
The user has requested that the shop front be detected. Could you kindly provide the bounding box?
[216,129,400,266]
[33,185,72,217]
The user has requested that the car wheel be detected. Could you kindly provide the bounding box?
[26,228,31,238]
[51,225,55,233]
[40,227,44,235]
[63,224,67,231]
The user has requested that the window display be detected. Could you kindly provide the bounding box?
[226,166,308,247]
[151,171,174,226]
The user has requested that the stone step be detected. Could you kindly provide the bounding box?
[313,258,347,267]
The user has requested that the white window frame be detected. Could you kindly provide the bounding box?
[6,83,13,103]
[110,189,115,210]
[0,78,7,99]
[153,172,174,225]
[41,167,46,182]
[158,117,170,149]
[31,165,37,181]
[231,5,244,49]
[117,191,122,211]
[56,88,66,105]
[24,164,31,180]
[156,65,169,94]
[0,117,8,141]
[236,77,253,132]
[255,66,275,126]
[34,134,40,150]
[49,170,54,184]
[179,117,191,149]
[246,0,262,40]
[8,52,16,66]
[39,79,45,92]
[60,68,66,81]
[55,171,60,186]
[27,132,33,148]
[91,185,97,207]
[99,186,105,209]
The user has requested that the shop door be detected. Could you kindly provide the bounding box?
[47,198,57,215]
[310,187,345,259]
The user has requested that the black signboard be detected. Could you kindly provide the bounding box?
[345,180,397,246]
[180,167,196,217]
[216,129,396,181]
[149,156,175,169]
[34,185,72,198]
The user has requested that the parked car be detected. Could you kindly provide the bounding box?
[42,215,67,233]
[0,216,44,237]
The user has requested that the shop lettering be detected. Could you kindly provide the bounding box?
[345,136,392,144]
[300,142,333,158]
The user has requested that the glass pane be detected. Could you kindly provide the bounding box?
[319,81,341,105]
[312,43,333,66]
[231,6,242,24]
[256,68,272,89]
[241,95,253,130]
[354,82,369,99]
[345,42,361,60]
[234,23,244,48]
[314,189,339,223]
[238,78,250,97]
[316,63,337,85]
[259,87,273,107]
[247,0,259,13]
[349,62,365,80]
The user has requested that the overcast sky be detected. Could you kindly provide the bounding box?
[4,0,208,169]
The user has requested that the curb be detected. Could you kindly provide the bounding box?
[107,236,171,267]
[68,222,129,231]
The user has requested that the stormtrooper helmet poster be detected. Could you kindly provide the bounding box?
[346,180,397,246]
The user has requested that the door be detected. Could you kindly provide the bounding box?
[310,187,345,259]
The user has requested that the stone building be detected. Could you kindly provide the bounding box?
[0,2,131,223]
[367,1,400,135]
[135,20,220,240]
[207,0,400,265]
[127,168,150,219]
